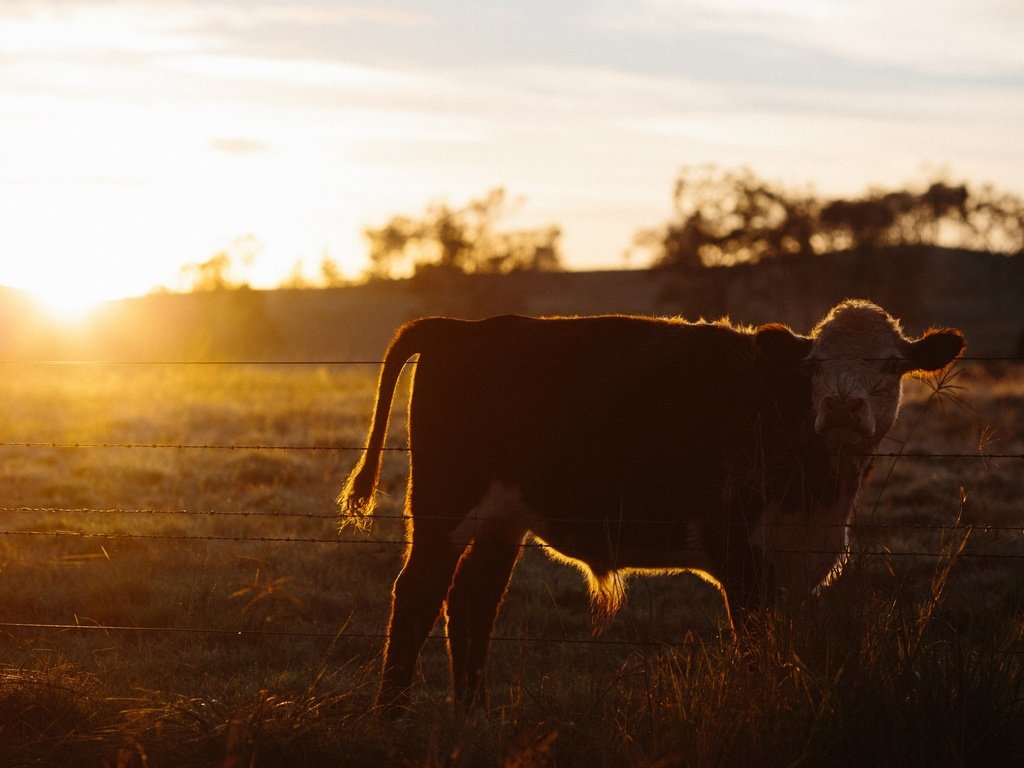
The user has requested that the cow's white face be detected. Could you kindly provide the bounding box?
[806,301,964,451]
[753,301,965,453]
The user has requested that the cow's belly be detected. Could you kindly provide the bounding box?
[450,480,720,576]
[534,529,720,576]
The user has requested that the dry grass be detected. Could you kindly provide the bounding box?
[0,361,1020,766]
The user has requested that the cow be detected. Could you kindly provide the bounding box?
[338,299,964,711]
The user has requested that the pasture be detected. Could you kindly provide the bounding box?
[0,358,1020,766]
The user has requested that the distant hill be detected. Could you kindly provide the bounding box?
[1,247,1021,362]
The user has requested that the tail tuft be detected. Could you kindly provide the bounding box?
[335,318,426,534]
[337,455,380,532]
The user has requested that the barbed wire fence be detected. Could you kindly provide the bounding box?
[0,356,1020,651]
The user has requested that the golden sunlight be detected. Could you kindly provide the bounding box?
[28,282,105,326]
[2,191,147,325]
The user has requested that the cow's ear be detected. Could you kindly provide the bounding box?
[903,329,965,373]
[753,323,813,367]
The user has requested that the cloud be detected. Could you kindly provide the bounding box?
[592,0,1024,78]
[210,137,272,155]
[0,2,215,56]
[163,52,437,93]
[0,1,427,59]
[205,2,428,29]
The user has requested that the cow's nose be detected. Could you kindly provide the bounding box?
[818,395,873,443]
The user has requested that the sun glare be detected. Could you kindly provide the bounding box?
[29,284,106,326]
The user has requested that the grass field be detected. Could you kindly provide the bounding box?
[0,359,1020,766]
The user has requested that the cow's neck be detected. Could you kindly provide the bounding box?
[827,447,874,519]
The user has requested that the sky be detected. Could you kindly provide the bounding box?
[1,0,1022,315]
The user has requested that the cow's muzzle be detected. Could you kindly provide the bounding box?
[815,395,875,447]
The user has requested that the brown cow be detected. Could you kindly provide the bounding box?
[339,300,964,711]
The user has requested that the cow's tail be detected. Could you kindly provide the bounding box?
[337,320,426,530]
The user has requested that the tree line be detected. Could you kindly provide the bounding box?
[360,168,1022,278]
[177,169,1023,290]
[639,167,1023,269]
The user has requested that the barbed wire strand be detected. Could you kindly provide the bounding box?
[0,441,1020,459]
[0,356,1020,366]
[0,528,1020,560]
[0,621,1019,656]
[0,621,672,648]
[3,506,1024,534]
[0,441,403,452]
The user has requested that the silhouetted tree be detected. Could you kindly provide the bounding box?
[318,252,347,287]
[963,183,1024,254]
[365,217,419,280]
[643,167,817,268]
[280,260,315,289]
[180,252,237,291]
[179,236,261,291]
[643,168,1023,268]
[819,182,974,252]
[363,188,563,279]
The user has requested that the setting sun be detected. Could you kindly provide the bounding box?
[2,219,146,325]
[28,282,105,326]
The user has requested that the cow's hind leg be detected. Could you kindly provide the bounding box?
[378,530,462,713]
[445,536,522,709]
